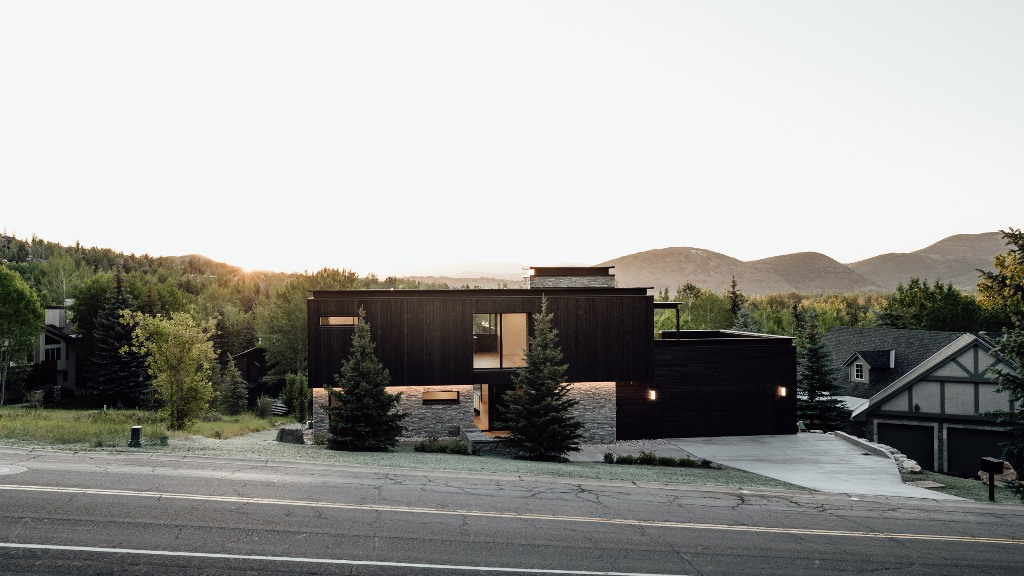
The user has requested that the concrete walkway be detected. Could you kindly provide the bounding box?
[664,433,963,500]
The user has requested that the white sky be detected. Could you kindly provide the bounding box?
[2,1,1022,276]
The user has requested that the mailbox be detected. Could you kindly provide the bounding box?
[981,457,1004,475]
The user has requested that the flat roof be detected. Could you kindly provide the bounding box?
[309,287,650,299]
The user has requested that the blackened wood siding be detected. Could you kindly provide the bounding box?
[616,339,796,439]
[308,289,653,388]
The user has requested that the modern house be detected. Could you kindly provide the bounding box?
[26,306,79,401]
[307,267,796,442]
[823,326,1016,475]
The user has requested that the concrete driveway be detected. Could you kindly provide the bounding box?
[665,433,964,500]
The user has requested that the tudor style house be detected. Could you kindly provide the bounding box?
[307,267,796,442]
[823,326,1016,475]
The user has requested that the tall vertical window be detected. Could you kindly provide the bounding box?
[853,363,864,381]
[473,313,527,369]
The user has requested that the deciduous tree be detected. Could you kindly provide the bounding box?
[1,266,44,405]
[127,311,216,430]
[977,228,1024,497]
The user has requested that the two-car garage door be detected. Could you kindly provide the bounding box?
[876,422,1011,475]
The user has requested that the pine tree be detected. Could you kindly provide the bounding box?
[796,310,850,431]
[212,361,248,416]
[500,296,584,461]
[325,309,406,451]
[727,275,745,320]
[89,271,149,406]
[731,306,760,332]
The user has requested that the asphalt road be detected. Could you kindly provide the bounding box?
[1,448,1022,575]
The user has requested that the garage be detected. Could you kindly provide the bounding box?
[946,427,1013,476]
[876,423,935,471]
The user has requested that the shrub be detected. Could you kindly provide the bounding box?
[25,390,45,408]
[254,395,274,418]
[281,373,311,423]
[602,451,719,468]
[414,436,479,456]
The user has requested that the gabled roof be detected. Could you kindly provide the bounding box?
[850,349,893,369]
[822,326,966,398]
[851,333,985,419]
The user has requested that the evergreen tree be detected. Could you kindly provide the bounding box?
[212,361,248,416]
[325,309,406,451]
[282,372,311,423]
[731,306,760,332]
[727,275,745,319]
[90,272,149,406]
[796,310,850,431]
[500,297,584,461]
[977,228,1024,497]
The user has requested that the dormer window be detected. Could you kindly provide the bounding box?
[853,362,865,381]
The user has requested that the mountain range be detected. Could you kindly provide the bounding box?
[598,232,1007,295]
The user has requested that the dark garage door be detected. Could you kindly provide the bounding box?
[877,423,935,471]
[946,428,1013,476]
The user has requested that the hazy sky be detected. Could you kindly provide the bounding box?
[3,1,1021,276]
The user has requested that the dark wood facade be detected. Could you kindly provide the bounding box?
[617,335,797,439]
[308,288,655,389]
[308,290,797,440]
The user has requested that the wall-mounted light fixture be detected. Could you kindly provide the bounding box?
[648,389,657,401]
[777,386,787,398]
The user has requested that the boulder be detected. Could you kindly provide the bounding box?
[276,428,305,444]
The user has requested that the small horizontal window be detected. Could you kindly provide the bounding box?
[320,316,359,326]
[422,390,460,405]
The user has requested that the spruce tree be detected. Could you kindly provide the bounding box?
[500,296,584,461]
[212,361,248,416]
[727,275,745,319]
[89,271,149,406]
[325,309,406,451]
[796,309,850,431]
[731,306,760,332]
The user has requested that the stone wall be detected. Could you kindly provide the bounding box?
[568,381,616,443]
[311,388,330,438]
[387,385,475,438]
[527,276,615,289]
[313,383,614,443]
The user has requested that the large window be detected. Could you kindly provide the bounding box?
[473,313,527,369]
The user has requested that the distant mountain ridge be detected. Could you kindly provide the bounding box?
[599,232,1006,295]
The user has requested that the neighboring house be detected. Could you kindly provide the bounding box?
[307,267,796,442]
[27,306,79,400]
[230,347,284,405]
[823,326,1016,475]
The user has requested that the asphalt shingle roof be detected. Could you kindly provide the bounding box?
[822,326,965,398]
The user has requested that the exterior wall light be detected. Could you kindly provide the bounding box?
[777,386,787,397]
[648,389,657,401]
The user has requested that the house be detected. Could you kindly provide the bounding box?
[26,306,79,401]
[307,267,796,442]
[823,326,1017,475]
[230,347,284,405]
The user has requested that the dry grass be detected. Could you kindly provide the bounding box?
[0,407,276,447]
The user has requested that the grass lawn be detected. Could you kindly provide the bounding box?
[901,470,1023,505]
[0,406,276,447]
